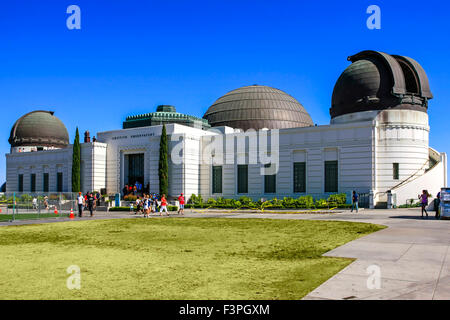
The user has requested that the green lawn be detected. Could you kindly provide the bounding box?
[0,218,384,300]
[0,213,68,222]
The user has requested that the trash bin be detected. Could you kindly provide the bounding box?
[115,193,121,208]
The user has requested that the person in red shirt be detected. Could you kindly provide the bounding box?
[159,194,168,216]
[178,193,185,215]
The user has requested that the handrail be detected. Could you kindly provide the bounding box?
[390,159,430,191]
[375,150,439,198]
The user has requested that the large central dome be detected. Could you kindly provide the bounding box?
[203,85,313,131]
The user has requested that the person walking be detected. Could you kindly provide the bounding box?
[96,192,101,206]
[84,192,89,214]
[351,191,359,213]
[149,194,155,214]
[77,192,84,217]
[178,193,185,215]
[93,193,98,211]
[135,197,141,215]
[436,191,441,219]
[43,196,49,210]
[87,193,95,217]
[160,194,168,216]
[419,190,429,219]
[155,194,160,212]
[146,195,151,217]
[143,196,149,218]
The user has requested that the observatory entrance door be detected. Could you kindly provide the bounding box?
[126,153,145,187]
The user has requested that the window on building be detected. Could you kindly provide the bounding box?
[237,165,248,194]
[393,163,399,180]
[293,162,306,193]
[30,174,36,192]
[264,164,276,194]
[57,172,63,192]
[43,173,49,192]
[18,174,23,192]
[324,161,338,193]
[212,166,222,194]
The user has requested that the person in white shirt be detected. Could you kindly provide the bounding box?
[77,192,84,217]
[143,196,149,218]
[135,198,141,215]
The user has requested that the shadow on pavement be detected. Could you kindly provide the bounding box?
[390,215,441,220]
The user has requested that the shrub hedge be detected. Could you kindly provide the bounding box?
[185,194,349,210]
[398,202,421,208]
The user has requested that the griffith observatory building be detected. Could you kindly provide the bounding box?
[5,51,448,208]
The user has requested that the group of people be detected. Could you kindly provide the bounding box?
[77,192,100,217]
[31,196,50,210]
[123,181,150,197]
[351,189,442,219]
[133,193,185,217]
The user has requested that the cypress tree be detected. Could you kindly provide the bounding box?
[159,124,169,196]
[71,127,81,193]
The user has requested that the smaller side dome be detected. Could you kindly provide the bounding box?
[9,111,69,149]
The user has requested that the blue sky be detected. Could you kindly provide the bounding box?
[1,0,449,184]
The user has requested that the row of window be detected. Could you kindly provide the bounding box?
[15,163,400,193]
[212,161,402,194]
[212,161,339,194]
[18,173,63,193]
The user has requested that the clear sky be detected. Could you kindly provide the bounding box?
[1,0,449,184]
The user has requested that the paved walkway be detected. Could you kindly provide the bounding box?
[300,210,450,300]
[1,208,448,300]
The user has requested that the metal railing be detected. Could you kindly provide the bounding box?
[0,192,79,222]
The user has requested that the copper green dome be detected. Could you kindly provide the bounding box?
[123,105,210,130]
[9,111,69,148]
[203,85,314,131]
[331,50,433,119]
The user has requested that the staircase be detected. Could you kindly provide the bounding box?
[375,202,387,209]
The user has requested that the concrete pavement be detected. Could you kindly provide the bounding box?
[299,209,450,300]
